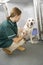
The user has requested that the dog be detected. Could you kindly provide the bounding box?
[21,18,35,44]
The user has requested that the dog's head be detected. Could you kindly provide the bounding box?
[26,18,35,28]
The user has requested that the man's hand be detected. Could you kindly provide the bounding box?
[21,31,27,38]
[23,32,27,36]
[13,36,23,43]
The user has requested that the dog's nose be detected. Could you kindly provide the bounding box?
[31,22,33,25]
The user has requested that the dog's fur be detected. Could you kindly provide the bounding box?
[21,18,35,43]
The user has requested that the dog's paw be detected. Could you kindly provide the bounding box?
[31,41,38,44]
[31,41,35,44]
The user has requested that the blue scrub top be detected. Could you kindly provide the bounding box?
[0,19,18,48]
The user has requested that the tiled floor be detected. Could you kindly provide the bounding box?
[0,41,43,65]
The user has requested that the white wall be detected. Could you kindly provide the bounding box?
[0,12,6,24]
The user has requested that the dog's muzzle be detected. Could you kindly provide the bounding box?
[31,22,33,26]
[29,22,33,28]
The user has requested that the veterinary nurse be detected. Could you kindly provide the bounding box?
[0,7,26,54]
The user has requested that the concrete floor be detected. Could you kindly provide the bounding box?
[0,41,43,65]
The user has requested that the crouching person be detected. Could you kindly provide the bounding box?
[0,7,26,55]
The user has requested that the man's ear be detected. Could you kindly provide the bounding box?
[14,15,17,17]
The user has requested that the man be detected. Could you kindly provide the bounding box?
[0,7,26,55]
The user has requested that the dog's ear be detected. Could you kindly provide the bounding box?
[34,21,35,24]
[33,20,35,24]
[26,21,28,25]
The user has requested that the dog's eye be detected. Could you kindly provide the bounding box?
[29,20,30,21]
[32,19,34,21]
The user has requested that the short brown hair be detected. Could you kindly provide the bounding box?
[7,7,21,20]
